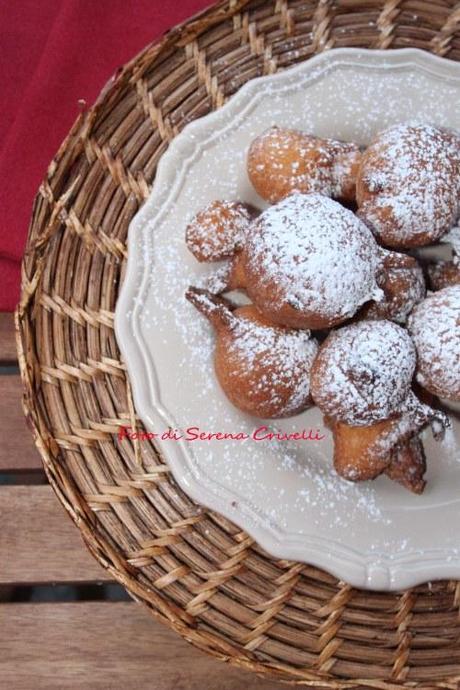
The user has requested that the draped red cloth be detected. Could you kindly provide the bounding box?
[0,0,211,311]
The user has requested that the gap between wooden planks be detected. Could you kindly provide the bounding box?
[0,312,287,690]
[0,313,108,583]
[2,602,285,690]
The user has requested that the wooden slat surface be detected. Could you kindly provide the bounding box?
[0,312,17,364]
[2,602,284,690]
[0,312,40,471]
[0,375,42,471]
[0,311,283,688]
[0,485,110,583]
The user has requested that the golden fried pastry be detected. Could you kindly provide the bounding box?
[356,123,460,248]
[333,418,400,481]
[247,126,361,203]
[202,250,247,295]
[184,124,459,497]
[204,222,423,328]
[331,393,444,493]
[407,285,460,401]
[185,200,252,262]
[426,222,460,290]
[360,252,426,323]
[186,287,318,418]
[328,138,362,203]
[441,224,460,259]
[310,320,416,426]
[240,193,385,329]
[385,436,426,495]
[333,420,428,494]
[427,260,460,291]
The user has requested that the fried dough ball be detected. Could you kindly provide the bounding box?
[200,250,247,296]
[185,200,252,262]
[360,254,426,323]
[247,126,361,203]
[204,230,424,329]
[331,395,445,493]
[356,123,460,248]
[333,420,428,494]
[333,418,399,481]
[185,287,318,418]
[385,436,426,495]
[310,320,416,426]
[241,193,385,329]
[428,260,460,291]
[407,285,460,401]
[328,138,363,202]
[441,224,460,259]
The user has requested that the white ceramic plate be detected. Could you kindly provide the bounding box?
[115,48,460,591]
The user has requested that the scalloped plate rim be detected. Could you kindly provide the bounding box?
[115,47,460,591]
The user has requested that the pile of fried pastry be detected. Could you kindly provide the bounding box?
[184,122,460,494]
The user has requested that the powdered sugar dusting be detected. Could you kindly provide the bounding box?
[312,320,416,425]
[390,265,426,323]
[225,315,318,416]
[408,285,460,400]
[358,123,460,246]
[117,50,460,584]
[186,200,251,261]
[245,193,384,323]
[442,224,460,259]
[248,127,333,199]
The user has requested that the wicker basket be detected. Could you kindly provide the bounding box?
[17,1,460,686]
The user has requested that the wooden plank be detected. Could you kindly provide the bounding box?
[0,374,42,471]
[0,312,17,364]
[1,602,284,690]
[0,485,111,583]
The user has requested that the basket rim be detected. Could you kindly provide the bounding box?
[15,0,460,686]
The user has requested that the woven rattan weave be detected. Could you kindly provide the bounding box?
[17,1,460,686]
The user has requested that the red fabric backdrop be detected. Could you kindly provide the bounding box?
[0,0,211,311]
